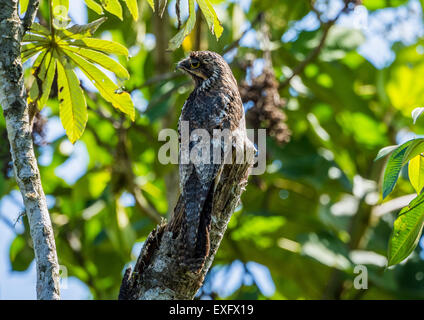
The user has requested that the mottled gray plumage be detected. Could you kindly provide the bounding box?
[176,51,245,271]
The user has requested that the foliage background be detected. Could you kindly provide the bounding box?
[1,0,424,299]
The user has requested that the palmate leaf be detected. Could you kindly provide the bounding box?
[63,50,134,120]
[61,46,129,79]
[61,38,129,56]
[22,18,134,143]
[56,52,88,143]
[28,50,56,110]
[388,191,424,266]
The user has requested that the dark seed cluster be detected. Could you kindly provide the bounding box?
[239,66,291,145]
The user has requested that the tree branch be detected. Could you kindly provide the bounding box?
[21,0,40,34]
[279,1,352,90]
[0,0,60,300]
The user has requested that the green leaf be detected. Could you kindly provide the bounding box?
[382,140,415,199]
[409,155,424,194]
[375,145,399,161]
[61,46,129,79]
[85,0,104,14]
[402,138,424,166]
[64,50,134,120]
[147,0,155,11]
[412,107,424,124]
[196,0,223,39]
[169,0,196,50]
[388,192,424,266]
[101,0,123,20]
[63,38,128,56]
[124,0,139,20]
[56,51,88,143]
[20,0,29,14]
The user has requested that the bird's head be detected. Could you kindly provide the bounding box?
[176,51,233,89]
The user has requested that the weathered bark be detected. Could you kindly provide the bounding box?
[0,0,60,299]
[119,144,254,300]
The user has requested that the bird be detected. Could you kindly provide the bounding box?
[175,51,248,272]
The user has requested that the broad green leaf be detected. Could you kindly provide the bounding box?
[409,155,424,194]
[61,46,129,79]
[64,50,134,120]
[412,107,424,124]
[374,145,399,161]
[85,0,104,14]
[388,192,424,266]
[20,0,29,14]
[56,52,88,143]
[124,0,139,20]
[63,38,128,56]
[382,140,415,199]
[101,0,123,20]
[147,0,155,11]
[169,0,196,50]
[402,139,424,166]
[197,0,223,39]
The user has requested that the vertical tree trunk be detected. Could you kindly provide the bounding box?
[0,0,60,300]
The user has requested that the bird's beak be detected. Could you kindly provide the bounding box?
[175,59,189,72]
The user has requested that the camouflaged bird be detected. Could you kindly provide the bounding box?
[176,51,248,272]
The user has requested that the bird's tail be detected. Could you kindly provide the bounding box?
[181,171,214,272]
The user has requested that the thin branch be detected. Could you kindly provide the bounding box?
[222,12,264,55]
[21,0,40,34]
[279,2,350,90]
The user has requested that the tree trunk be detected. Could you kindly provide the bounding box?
[0,0,60,300]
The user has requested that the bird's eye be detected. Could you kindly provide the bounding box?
[190,61,200,69]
